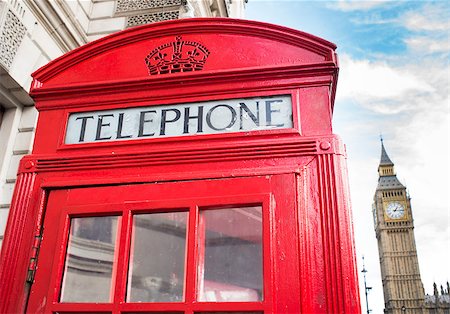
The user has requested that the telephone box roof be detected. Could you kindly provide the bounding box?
[30,18,339,107]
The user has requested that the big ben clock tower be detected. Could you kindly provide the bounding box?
[373,140,425,313]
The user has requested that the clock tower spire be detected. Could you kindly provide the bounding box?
[373,139,425,313]
[379,138,395,175]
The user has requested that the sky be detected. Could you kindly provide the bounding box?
[246,1,450,312]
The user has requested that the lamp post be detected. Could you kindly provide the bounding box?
[362,256,372,314]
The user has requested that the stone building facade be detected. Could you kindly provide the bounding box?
[373,140,449,314]
[0,0,245,248]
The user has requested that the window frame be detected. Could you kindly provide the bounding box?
[30,178,273,314]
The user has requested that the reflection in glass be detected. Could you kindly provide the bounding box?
[60,216,120,303]
[127,211,187,302]
[198,206,263,302]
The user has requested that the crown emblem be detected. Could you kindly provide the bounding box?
[145,36,210,75]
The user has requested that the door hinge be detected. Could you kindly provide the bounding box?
[26,234,42,283]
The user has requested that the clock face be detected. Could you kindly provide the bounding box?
[386,201,405,219]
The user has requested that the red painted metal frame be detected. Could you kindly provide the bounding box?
[0,18,360,313]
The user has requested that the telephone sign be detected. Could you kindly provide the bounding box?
[66,95,293,144]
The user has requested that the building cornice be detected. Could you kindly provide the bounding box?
[24,0,87,53]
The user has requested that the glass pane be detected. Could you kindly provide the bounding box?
[198,206,263,302]
[60,216,120,303]
[127,211,187,302]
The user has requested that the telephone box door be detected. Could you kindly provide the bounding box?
[27,175,297,313]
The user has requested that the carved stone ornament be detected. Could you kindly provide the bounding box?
[126,11,180,27]
[0,9,26,70]
[145,36,210,75]
[116,0,184,14]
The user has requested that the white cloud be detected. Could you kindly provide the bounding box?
[328,0,390,12]
[402,3,450,32]
[331,2,449,57]
[350,15,397,25]
[405,36,450,54]
[400,3,450,56]
[336,54,434,113]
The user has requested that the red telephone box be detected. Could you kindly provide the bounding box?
[0,18,360,313]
